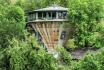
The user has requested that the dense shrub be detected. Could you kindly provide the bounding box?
[72,53,98,70]
[68,0,104,48]
[0,0,104,70]
[94,48,104,70]
[72,48,104,70]
[0,5,25,48]
[56,46,72,65]
[80,54,98,70]
[0,48,8,70]
[66,39,77,49]
[7,37,58,70]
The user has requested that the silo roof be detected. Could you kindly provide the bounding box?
[34,4,68,12]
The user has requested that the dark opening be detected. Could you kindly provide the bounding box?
[60,31,66,40]
[38,12,42,19]
[58,12,63,19]
[29,14,33,21]
[43,12,46,19]
[33,13,36,19]
[52,12,56,19]
[47,12,52,19]
[63,12,67,19]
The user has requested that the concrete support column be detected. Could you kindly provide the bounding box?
[46,12,48,20]
[42,12,43,19]
[36,12,38,20]
[51,12,52,19]
[56,12,58,19]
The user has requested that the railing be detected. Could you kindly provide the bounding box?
[26,18,68,23]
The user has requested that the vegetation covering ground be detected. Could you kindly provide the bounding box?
[0,0,104,70]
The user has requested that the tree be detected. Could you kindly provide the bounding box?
[0,5,25,48]
[7,36,57,70]
[58,0,68,7]
[15,0,48,11]
[68,0,104,48]
[0,3,25,69]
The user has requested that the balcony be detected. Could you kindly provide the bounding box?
[27,11,68,23]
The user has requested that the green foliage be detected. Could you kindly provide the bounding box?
[0,2,25,69]
[7,37,58,70]
[58,0,69,7]
[68,0,104,48]
[16,0,48,11]
[0,4,25,48]
[72,53,98,70]
[56,46,72,65]
[0,0,11,6]
[28,50,57,70]
[7,6,25,22]
[94,48,104,70]
[15,0,69,11]
[80,54,98,70]
[0,0,104,70]
[72,48,104,70]
[66,39,77,49]
[0,48,8,70]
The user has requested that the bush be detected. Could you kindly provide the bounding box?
[28,49,57,70]
[0,5,25,48]
[0,48,8,70]
[7,37,58,70]
[80,54,98,70]
[94,48,104,70]
[72,48,104,70]
[66,39,77,49]
[56,46,72,65]
[72,53,99,70]
[68,0,104,48]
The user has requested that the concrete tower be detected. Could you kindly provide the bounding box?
[26,4,69,51]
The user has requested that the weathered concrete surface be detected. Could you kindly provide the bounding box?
[70,47,99,59]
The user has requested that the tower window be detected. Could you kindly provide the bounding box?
[58,12,62,19]
[43,12,46,19]
[63,12,67,19]
[47,12,52,19]
[52,12,56,19]
[38,12,42,19]
[60,31,66,40]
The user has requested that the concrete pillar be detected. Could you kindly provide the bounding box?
[46,12,49,20]
[56,12,58,19]
[42,12,43,19]
[51,12,52,19]
[36,12,38,20]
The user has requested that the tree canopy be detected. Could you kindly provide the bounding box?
[68,0,104,48]
[0,0,104,70]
